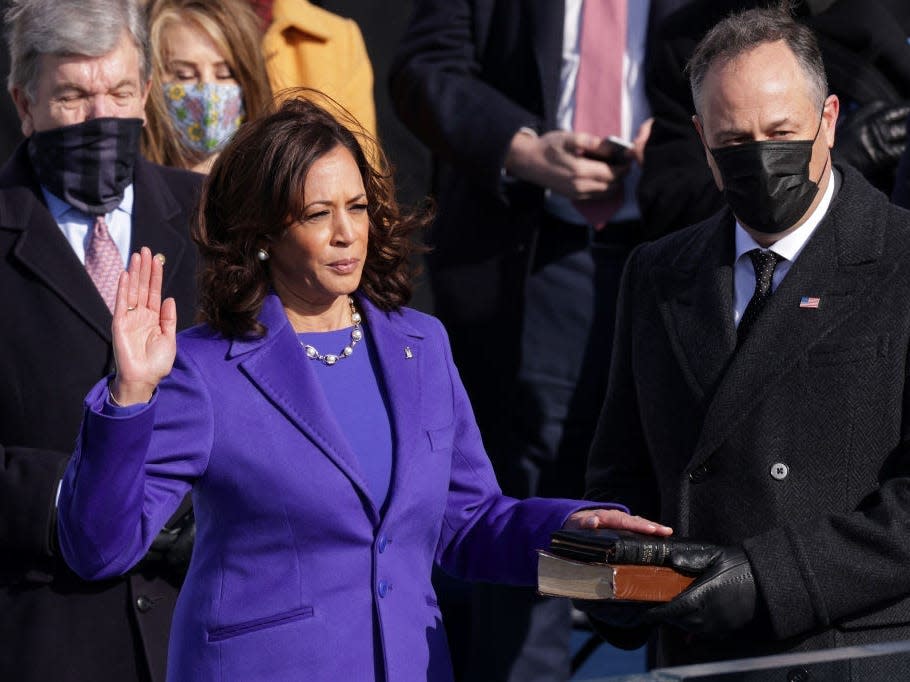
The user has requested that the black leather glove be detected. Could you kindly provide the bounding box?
[834,100,910,177]
[163,508,195,575]
[645,545,756,638]
[573,598,651,628]
[143,508,195,578]
[573,599,654,650]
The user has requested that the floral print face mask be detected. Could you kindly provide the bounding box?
[163,82,246,155]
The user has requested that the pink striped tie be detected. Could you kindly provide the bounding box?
[573,0,627,229]
[85,215,122,313]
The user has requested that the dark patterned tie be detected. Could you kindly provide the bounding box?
[737,248,784,345]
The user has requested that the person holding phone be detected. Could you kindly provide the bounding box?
[391,1,688,679]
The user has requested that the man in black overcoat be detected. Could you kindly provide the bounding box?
[583,7,910,679]
[0,1,200,680]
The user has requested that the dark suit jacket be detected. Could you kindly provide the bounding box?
[585,164,910,677]
[0,143,201,682]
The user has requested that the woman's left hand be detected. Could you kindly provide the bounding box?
[563,509,672,536]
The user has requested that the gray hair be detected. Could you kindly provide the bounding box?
[5,0,150,98]
[687,7,828,115]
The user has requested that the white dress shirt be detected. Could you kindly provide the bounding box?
[41,183,134,268]
[548,0,651,225]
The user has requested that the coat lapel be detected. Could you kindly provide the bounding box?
[131,159,189,297]
[688,167,889,469]
[231,295,377,520]
[356,298,425,512]
[652,213,737,401]
[0,145,112,341]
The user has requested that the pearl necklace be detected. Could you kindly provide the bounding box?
[300,297,363,366]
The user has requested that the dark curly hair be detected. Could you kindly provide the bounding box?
[193,92,430,338]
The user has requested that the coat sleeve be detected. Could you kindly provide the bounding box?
[427,317,620,586]
[0,442,70,568]
[57,350,214,581]
[389,0,542,197]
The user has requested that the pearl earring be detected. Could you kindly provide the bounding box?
[257,248,270,262]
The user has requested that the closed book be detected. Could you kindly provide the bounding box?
[536,550,694,602]
[549,528,718,566]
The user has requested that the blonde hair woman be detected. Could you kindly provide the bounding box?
[142,0,272,172]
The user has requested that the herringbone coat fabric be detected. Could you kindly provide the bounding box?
[586,165,910,678]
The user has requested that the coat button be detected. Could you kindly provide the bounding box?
[787,667,810,682]
[770,462,789,480]
[377,535,388,553]
[688,463,710,483]
[377,580,389,598]
[135,595,153,612]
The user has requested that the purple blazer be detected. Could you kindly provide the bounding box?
[57,294,607,681]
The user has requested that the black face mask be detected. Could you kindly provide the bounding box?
[709,115,826,234]
[28,117,143,216]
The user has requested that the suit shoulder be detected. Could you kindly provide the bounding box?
[391,306,448,337]
[375,306,452,356]
[176,323,226,355]
[634,212,725,268]
[138,160,203,199]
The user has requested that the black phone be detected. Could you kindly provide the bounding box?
[583,135,634,164]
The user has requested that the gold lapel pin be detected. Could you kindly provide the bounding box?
[405,346,413,359]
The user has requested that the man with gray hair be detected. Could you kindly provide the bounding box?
[0,1,200,680]
[581,6,910,677]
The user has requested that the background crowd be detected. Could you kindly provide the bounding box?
[2,0,910,681]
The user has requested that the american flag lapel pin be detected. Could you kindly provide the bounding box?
[799,296,820,309]
[404,346,413,359]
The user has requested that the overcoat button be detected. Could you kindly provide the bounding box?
[770,462,789,480]
[378,580,389,598]
[136,595,153,612]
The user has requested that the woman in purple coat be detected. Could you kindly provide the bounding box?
[56,97,669,681]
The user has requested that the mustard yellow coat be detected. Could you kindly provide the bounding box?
[263,0,377,138]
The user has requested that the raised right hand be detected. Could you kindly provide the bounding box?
[110,246,177,406]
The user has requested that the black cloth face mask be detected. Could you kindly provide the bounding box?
[709,114,826,234]
[28,116,143,216]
